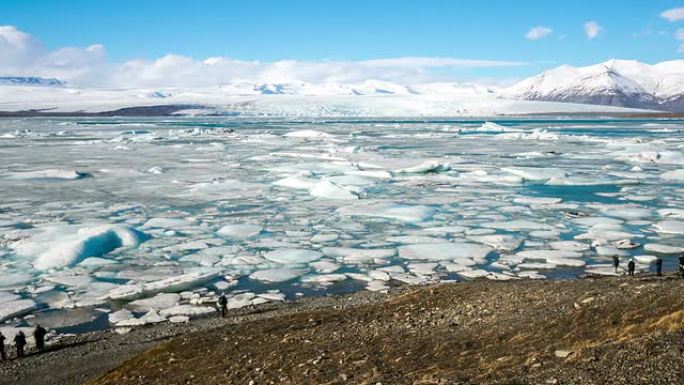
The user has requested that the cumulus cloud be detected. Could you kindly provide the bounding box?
[0,25,526,88]
[525,26,553,40]
[661,7,684,22]
[676,28,684,53]
[583,21,602,40]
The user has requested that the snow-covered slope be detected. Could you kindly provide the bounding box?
[500,60,684,111]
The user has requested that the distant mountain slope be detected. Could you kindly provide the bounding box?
[0,76,64,86]
[499,60,684,111]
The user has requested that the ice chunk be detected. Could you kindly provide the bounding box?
[105,272,219,301]
[128,293,181,311]
[309,260,341,273]
[398,243,493,262]
[141,217,195,229]
[12,224,149,270]
[337,202,435,222]
[467,234,522,251]
[513,197,562,205]
[502,167,566,182]
[392,160,450,174]
[108,309,135,324]
[159,305,216,318]
[634,255,658,264]
[273,176,316,190]
[322,247,396,263]
[483,220,553,231]
[217,224,262,240]
[643,243,684,254]
[517,249,583,260]
[8,169,88,180]
[284,129,334,139]
[301,274,348,283]
[654,221,684,235]
[116,310,167,326]
[309,180,360,200]
[0,299,37,322]
[548,241,591,252]
[263,248,323,264]
[249,268,310,282]
[661,170,684,181]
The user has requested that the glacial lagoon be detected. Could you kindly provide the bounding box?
[1,117,684,335]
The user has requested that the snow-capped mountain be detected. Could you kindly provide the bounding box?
[499,60,684,111]
[0,76,64,86]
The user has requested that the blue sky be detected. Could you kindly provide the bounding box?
[1,0,683,86]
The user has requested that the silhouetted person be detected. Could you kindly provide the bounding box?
[0,332,6,361]
[628,259,636,277]
[14,331,26,358]
[218,293,228,318]
[679,256,684,278]
[612,256,620,274]
[34,325,47,351]
[655,258,663,276]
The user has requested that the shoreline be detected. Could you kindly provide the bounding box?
[2,273,684,385]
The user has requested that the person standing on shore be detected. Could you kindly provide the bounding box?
[0,332,6,361]
[34,325,47,352]
[655,258,663,276]
[612,256,620,274]
[14,331,27,358]
[628,259,635,277]
[218,293,228,318]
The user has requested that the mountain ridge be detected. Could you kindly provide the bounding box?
[499,59,684,111]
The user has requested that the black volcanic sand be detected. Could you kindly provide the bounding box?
[3,274,684,385]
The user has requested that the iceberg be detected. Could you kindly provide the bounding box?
[11,224,149,270]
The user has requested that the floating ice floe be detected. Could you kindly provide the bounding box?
[283,129,335,140]
[321,247,396,263]
[8,169,88,180]
[661,169,684,181]
[309,180,361,200]
[105,271,219,301]
[217,224,263,240]
[643,243,684,254]
[0,299,37,322]
[116,310,167,326]
[160,305,216,318]
[11,224,149,270]
[467,234,522,251]
[263,248,323,264]
[337,202,436,222]
[128,293,181,311]
[502,167,566,182]
[398,243,493,263]
[653,220,684,235]
[108,309,135,324]
[249,268,310,282]
[483,220,553,231]
[472,121,515,133]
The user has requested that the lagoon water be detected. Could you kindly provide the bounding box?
[1,117,684,333]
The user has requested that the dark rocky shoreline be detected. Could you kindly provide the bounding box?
[3,273,684,385]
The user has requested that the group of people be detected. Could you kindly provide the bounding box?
[612,255,684,277]
[0,325,47,361]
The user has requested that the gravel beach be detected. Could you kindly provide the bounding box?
[3,274,684,385]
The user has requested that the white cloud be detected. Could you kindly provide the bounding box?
[525,26,553,41]
[583,21,602,40]
[676,28,684,41]
[661,7,684,22]
[0,25,527,88]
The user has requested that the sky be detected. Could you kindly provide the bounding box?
[1,0,683,88]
